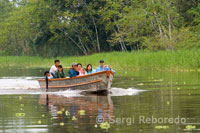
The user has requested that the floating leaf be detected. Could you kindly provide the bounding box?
[37,120,41,124]
[72,116,77,121]
[94,124,98,128]
[61,108,65,112]
[177,88,180,90]
[167,101,170,105]
[16,113,25,117]
[100,121,110,130]
[78,110,86,116]
[137,83,144,86]
[20,104,24,107]
[60,122,64,126]
[186,125,196,130]
[56,111,62,115]
[155,125,169,129]
[19,96,22,100]
[65,110,70,116]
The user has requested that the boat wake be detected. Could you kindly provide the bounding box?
[0,78,145,96]
[110,87,145,96]
[0,77,40,90]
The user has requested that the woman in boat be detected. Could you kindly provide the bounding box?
[77,63,84,76]
[55,65,66,78]
[85,64,96,75]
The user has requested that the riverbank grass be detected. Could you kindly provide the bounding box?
[0,50,200,72]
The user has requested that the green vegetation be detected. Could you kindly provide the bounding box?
[1,50,200,72]
[0,0,200,57]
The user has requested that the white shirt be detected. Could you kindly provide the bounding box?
[49,65,57,78]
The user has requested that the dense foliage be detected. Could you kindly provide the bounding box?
[0,0,200,57]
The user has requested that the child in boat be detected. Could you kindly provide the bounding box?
[77,63,84,76]
[44,71,51,79]
[55,65,66,78]
[68,63,79,78]
[82,68,86,75]
[85,64,96,75]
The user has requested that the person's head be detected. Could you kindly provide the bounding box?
[54,60,60,67]
[99,60,104,67]
[86,64,93,71]
[44,71,50,77]
[77,63,82,70]
[58,65,63,72]
[72,63,78,70]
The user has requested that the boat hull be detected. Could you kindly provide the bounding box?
[38,71,114,92]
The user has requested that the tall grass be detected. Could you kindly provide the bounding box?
[0,50,200,72]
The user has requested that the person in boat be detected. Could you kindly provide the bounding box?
[85,64,96,75]
[55,65,66,78]
[44,71,51,79]
[77,63,84,76]
[96,60,116,74]
[68,63,79,78]
[50,60,60,78]
[82,68,86,75]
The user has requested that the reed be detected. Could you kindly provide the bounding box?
[0,50,200,72]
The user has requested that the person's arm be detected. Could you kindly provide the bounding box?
[92,69,96,73]
[55,71,58,78]
[49,66,53,73]
[68,70,73,78]
[76,71,79,76]
[96,67,101,72]
[111,69,116,74]
[103,65,110,71]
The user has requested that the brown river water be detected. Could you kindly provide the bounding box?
[0,68,200,132]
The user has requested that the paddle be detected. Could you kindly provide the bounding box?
[45,76,49,106]
[45,76,48,92]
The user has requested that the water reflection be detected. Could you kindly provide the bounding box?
[39,94,114,130]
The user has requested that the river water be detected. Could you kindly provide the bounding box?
[0,68,200,132]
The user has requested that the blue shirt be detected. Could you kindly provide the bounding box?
[96,66,116,74]
[85,69,96,75]
[68,69,79,78]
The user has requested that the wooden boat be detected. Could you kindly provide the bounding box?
[38,71,114,93]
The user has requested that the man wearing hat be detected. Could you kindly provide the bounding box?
[96,60,116,73]
[68,63,80,78]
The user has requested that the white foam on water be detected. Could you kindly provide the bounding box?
[0,78,40,90]
[110,87,145,96]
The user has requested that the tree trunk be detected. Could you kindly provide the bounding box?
[92,17,100,52]
[167,12,173,50]
[68,35,87,55]
[78,36,88,55]
[153,12,163,38]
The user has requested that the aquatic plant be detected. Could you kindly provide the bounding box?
[1,50,200,72]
